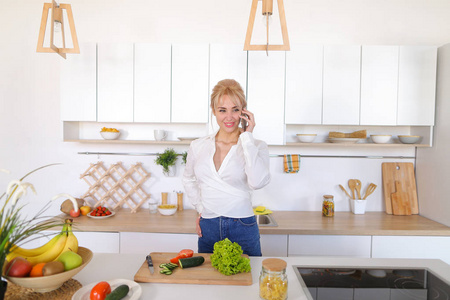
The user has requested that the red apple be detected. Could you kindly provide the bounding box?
[69,208,80,218]
[5,257,32,277]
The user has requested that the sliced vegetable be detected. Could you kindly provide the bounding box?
[90,281,111,300]
[170,249,194,264]
[105,284,129,300]
[178,256,205,269]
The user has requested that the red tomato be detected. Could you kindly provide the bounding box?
[90,281,111,300]
[170,249,194,264]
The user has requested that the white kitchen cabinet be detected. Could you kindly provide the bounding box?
[134,43,171,123]
[285,45,323,125]
[209,44,248,133]
[288,235,371,257]
[60,43,97,121]
[322,45,361,125]
[247,51,286,145]
[120,232,198,254]
[171,44,209,123]
[371,236,450,265]
[360,46,399,126]
[41,231,120,254]
[260,234,288,257]
[397,46,437,126]
[97,43,134,122]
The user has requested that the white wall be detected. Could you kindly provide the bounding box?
[1,0,449,218]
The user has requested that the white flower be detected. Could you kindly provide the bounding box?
[6,180,37,205]
[52,193,79,211]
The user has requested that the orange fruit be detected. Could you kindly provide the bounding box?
[30,262,46,277]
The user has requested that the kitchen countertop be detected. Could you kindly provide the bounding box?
[66,210,450,236]
[72,253,450,300]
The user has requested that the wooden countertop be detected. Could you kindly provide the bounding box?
[65,210,450,236]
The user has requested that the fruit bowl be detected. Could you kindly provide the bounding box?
[100,131,120,140]
[3,247,93,292]
[157,205,177,216]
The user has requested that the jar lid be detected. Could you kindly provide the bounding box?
[262,258,287,272]
[323,195,334,199]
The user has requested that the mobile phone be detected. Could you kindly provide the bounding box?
[241,113,249,131]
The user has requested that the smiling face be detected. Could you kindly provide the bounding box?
[213,94,243,134]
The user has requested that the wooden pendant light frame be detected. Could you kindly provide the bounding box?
[244,0,290,51]
[36,0,80,59]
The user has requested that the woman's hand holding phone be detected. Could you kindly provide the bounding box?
[240,109,255,133]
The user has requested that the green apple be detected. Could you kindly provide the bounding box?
[57,250,83,271]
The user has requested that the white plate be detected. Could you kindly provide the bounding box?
[72,278,141,300]
[177,137,198,141]
[87,211,115,219]
[328,138,362,144]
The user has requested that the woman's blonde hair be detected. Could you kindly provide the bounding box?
[210,79,246,111]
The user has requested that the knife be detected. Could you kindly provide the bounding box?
[146,255,154,274]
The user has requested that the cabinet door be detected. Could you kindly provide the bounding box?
[372,236,450,265]
[134,43,171,123]
[288,235,371,257]
[285,45,323,125]
[360,46,399,126]
[120,232,198,254]
[171,44,209,123]
[97,43,134,122]
[60,43,97,121]
[260,234,288,257]
[209,44,248,133]
[397,46,437,126]
[322,45,361,125]
[247,51,285,145]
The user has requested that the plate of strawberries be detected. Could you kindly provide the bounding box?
[87,206,115,219]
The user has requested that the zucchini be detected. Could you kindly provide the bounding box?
[105,284,129,300]
[178,256,205,269]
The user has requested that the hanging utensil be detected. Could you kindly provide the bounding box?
[339,184,352,199]
[355,179,362,199]
[348,180,356,200]
[363,183,377,200]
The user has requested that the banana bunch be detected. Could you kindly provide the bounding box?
[6,219,79,266]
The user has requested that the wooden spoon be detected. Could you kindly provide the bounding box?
[363,183,377,200]
[348,180,356,199]
[339,184,352,199]
[355,179,362,199]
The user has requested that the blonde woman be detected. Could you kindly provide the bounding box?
[182,79,271,256]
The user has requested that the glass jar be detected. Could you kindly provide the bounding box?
[322,195,334,217]
[259,258,288,300]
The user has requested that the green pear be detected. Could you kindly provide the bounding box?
[57,251,83,271]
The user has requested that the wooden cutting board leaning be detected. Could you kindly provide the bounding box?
[382,162,418,215]
[134,252,252,286]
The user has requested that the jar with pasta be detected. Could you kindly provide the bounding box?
[259,258,288,300]
[322,195,334,217]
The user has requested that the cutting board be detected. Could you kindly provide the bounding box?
[382,162,418,215]
[134,252,252,286]
[391,181,412,215]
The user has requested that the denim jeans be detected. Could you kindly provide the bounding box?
[198,216,262,256]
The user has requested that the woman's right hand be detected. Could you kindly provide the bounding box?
[196,214,202,237]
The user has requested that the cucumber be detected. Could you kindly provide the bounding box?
[178,256,205,269]
[105,284,129,300]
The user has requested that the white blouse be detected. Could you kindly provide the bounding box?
[182,131,271,218]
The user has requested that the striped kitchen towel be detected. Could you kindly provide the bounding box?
[284,154,300,173]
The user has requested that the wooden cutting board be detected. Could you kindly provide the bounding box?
[382,162,418,215]
[134,252,252,286]
[391,181,412,215]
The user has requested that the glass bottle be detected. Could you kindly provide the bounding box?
[322,195,335,217]
[259,258,288,300]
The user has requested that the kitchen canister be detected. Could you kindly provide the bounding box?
[259,258,288,300]
[322,195,335,217]
[350,199,367,214]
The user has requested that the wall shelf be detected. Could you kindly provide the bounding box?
[64,139,192,145]
[285,142,430,147]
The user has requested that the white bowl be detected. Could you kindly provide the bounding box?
[100,131,120,140]
[398,135,421,144]
[296,134,317,143]
[157,205,177,216]
[370,135,392,144]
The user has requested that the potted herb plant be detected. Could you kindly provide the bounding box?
[155,148,178,177]
[0,165,63,298]
[181,151,188,165]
